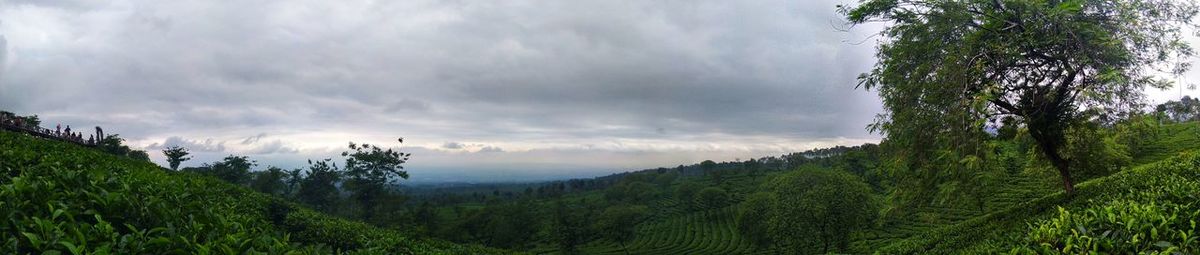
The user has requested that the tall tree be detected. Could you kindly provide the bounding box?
[161,146,192,171]
[763,168,878,253]
[549,201,588,255]
[694,187,730,210]
[341,139,410,220]
[595,205,648,255]
[298,158,341,212]
[736,192,777,252]
[207,155,255,185]
[251,166,288,196]
[844,0,1198,195]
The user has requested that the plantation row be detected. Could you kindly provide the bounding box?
[879,151,1200,253]
[574,207,753,255]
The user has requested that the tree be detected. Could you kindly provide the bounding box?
[251,166,288,196]
[413,201,440,236]
[674,181,704,209]
[1155,96,1200,122]
[161,146,192,171]
[298,158,341,212]
[694,187,729,210]
[700,160,724,184]
[844,0,1198,196]
[207,155,255,185]
[736,192,776,251]
[763,168,878,253]
[549,201,588,255]
[595,205,648,255]
[98,134,151,161]
[285,168,303,197]
[743,158,762,176]
[341,140,410,220]
[653,171,679,187]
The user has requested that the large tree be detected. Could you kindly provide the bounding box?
[594,205,648,255]
[161,146,192,171]
[298,158,341,212]
[341,139,410,220]
[844,0,1197,195]
[763,168,878,253]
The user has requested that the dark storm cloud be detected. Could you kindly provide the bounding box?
[0,0,897,180]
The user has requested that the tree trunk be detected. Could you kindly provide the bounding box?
[1030,129,1075,196]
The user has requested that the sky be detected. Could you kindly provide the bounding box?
[1,0,1197,183]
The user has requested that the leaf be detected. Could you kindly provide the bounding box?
[58,241,82,255]
[1153,241,1173,248]
[22,232,42,248]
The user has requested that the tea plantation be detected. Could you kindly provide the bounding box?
[0,130,515,254]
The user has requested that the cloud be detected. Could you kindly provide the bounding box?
[441,142,465,149]
[384,99,431,113]
[241,133,267,145]
[477,145,504,153]
[243,139,300,154]
[147,136,226,152]
[0,35,6,80]
[0,0,963,181]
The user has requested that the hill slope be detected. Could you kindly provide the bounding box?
[0,130,514,254]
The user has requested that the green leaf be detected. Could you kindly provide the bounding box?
[22,232,42,248]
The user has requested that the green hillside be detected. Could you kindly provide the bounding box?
[488,122,1200,254]
[0,130,515,254]
[878,152,1200,253]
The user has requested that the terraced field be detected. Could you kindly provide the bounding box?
[579,207,753,255]
[530,122,1198,254]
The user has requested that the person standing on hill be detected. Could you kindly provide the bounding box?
[95,126,103,141]
[64,125,71,137]
[56,124,61,136]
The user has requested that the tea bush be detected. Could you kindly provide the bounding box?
[0,130,513,254]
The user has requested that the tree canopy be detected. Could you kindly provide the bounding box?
[162,146,192,171]
[844,0,1198,196]
[762,168,878,253]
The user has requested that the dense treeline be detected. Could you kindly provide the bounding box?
[175,140,423,231]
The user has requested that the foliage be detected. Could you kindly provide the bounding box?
[605,181,658,204]
[762,168,879,253]
[341,141,411,220]
[161,146,192,171]
[736,192,776,250]
[844,0,1199,196]
[549,201,590,255]
[194,155,256,185]
[0,130,512,254]
[693,187,729,210]
[1155,96,1200,123]
[594,205,648,255]
[297,159,341,212]
[250,166,289,196]
[674,181,704,209]
[98,134,151,162]
[877,152,1200,254]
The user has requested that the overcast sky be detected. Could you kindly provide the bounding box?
[2,0,1197,182]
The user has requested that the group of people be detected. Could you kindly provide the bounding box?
[54,124,97,145]
[0,112,104,147]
